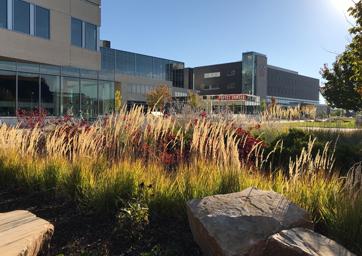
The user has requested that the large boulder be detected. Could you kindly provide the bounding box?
[186,187,313,256]
[0,210,54,256]
[265,228,355,256]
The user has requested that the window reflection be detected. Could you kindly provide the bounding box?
[18,73,39,111]
[71,18,82,47]
[99,81,114,115]
[61,77,80,117]
[35,6,50,39]
[0,0,7,29]
[0,70,16,116]
[81,79,97,119]
[41,75,60,116]
[13,0,30,34]
[85,22,97,51]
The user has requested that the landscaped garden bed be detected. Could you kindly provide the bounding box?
[0,107,361,255]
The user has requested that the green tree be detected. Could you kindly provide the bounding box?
[146,85,172,111]
[321,1,362,111]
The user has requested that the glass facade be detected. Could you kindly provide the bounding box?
[242,53,255,95]
[35,6,50,39]
[116,50,135,75]
[80,79,98,119]
[41,75,60,116]
[85,22,97,51]
[101,47,185,82]
[0,60,115,118]
[71,18,83,47]
[14,0,30,34]
[0,0,7,28]
[99,81,115,115]
[61,77,80,116]
[18,73,40,111]
[0,70,16,116]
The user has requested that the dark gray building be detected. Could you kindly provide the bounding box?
[191,52,320,106]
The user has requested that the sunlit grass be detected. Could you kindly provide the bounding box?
[0,107,361,254]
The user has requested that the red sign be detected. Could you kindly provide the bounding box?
[217,94,248,101]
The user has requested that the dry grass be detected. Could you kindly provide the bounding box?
[0,107,361,254]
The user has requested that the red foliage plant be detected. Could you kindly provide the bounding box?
[16,108,48,129]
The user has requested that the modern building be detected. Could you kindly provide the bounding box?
[192,52,320,108]
[0,1,320,121]
[0,0,188,122]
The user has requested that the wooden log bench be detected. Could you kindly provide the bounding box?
[0,210,54,256]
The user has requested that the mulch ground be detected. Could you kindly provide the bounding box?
[0,188,201,256]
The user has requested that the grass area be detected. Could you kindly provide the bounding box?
[0,108,361,255]
[283,119,357,129]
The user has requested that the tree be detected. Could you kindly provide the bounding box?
[187,90,203,110]
[146,85,172,111]
[321,1,362,111]
[348,0,362,96]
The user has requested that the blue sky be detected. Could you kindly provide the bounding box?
[101,0,354,82]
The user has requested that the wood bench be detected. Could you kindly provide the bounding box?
[0,210,54,256]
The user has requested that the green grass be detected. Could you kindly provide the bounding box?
[0,152,361,254]
[284,119,357,129]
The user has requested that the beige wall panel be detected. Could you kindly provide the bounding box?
[26,0,70,13]
[71,0,100,25]
[0,29,100,70]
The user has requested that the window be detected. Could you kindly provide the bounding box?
[116,51,135,75]
[135,55,153,78]
[99,81,114,115]
[13,0,30,34]
[41,75,60,115]
[0,0,7,28]
[61,77,80,116]
[85,22,97,51]
[35,6,50,39]
[0,70,16,116]
[71,18,82,47]
[81,79,98,119]
[18,73,40,111]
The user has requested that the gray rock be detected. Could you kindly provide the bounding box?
[265,228,355,256]
[0,210,54,256]
[186,187,313,256]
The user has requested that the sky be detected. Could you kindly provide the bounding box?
[100,0,355,101]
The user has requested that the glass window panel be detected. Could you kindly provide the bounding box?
[80,79,97,119]
[0,70,16,116]
[0,60,16,71]
[35,6,50,39]
[80,69,98,79]
[18,73,40,111]
[85,22,97,51]
[116,50,135,75]
[0,0,7,28]
[61,77,80,117]
[14,0,30,34]
[17,62,40,73]
[71,17,82,47]
[40,64,60,75]
[61,66,80,77]
[99,81,114,115]
[41,75,60,116]
[135,55,153,78]
[101,47,115,72]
